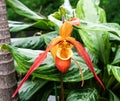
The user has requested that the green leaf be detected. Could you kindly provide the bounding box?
[112,46,120,64]
[42,31,58,45]
[1,44,101,83]
[108,90,120,101]
[7,0,56,31]
[11,31,58,49]
[9,19,55,32]
[8,21,34,32]
[107,65,120,83]
[19,79,48,101]
[33,19,55,30]
[66,88,98,101]
[48,14,62,29]
[78,28,110,65]
[7,0,43,21]
[76,0,106,23]
[80,20,120,37]
[48,0,74,28]
[110,34,120,42]
[11,36,45,50]
[50,0,73,21]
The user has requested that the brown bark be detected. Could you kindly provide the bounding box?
[0,0,19,101]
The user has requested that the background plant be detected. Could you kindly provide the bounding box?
[1,0,120,101]
[100,0,120,24]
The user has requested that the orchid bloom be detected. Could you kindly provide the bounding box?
[12,18,105,98]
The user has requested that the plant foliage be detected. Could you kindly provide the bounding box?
[1,0,120,100]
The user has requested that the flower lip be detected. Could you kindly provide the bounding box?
[56,40,73,60]
[56,48,73,60]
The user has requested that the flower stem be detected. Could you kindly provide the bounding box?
[62,16,65,23]
[54,82,58,101]
[60,73,64,101]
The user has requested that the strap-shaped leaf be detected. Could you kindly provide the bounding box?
[9,20,55,32]
[109,90,120,101]
[107,65,120,83]
[112,46,120,64]
[66,88,98,101]
[19,79,48,101]
[11,31,58,49]
[7,0,43,21]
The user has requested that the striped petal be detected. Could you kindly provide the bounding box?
[12,37,63,98]
[67,37,105,89]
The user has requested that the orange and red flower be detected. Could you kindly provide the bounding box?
[12,18,105,98]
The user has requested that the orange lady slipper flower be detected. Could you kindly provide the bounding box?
[12,18,105,98]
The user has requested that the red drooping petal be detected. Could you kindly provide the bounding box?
[12,52,47,98]
[67,37,105,89]
[55,56,71,73]
[12,38,63,98]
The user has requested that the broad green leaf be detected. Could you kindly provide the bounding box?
[7,0,56,31]
[48,14,62,29]
[80,20,120,37]
[9,19,55,32]
[112,46,120,64]
[108,90,120,101]
[19,79,48,101]
[41,31,58,45]
[76,0,106,23]
[76,20,120,66]
[11,31,58,49]
[8,21,34,32]
[7,0,43,21]
[1,44,101,82]
[33,19,55,30]
[110,34,120,42]
[66,88,98,101]
[107,65,120,83]
[11,36,45,50]
[78,28,110,65]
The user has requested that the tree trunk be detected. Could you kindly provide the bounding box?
[0,0,19,101]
